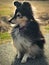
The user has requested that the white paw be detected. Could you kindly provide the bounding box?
[17,52,21,59]
[21,58,27,63]
[21,53,29,63]
[17,55,21,59]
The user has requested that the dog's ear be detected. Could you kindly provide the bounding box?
[23,2,31,8]
[14,1,21,8]
[22,2,32,12]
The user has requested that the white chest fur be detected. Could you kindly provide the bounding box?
[11,28,32,51]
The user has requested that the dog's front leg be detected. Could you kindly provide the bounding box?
[17,51,21,59]
[21,53,30,63]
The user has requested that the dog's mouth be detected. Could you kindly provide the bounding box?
[8,19,18,27]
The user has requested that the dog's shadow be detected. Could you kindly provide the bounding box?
[11,54,48,65]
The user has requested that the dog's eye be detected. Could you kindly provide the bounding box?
[17,14,20,17]
[17,14,22,18]
[16,12,22,18]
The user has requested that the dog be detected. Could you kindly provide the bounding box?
[9,1,45,63]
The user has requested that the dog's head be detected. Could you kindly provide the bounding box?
[9,1,34,26]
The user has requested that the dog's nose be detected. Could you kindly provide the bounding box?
[8,17,14,23]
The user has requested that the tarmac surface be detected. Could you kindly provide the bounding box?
[0,34,49,65]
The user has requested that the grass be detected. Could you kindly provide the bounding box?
[0,3,15,16]
[0,32,11,40]
[45,25,49,33]
[40,24,49,34]
[0,32,12,44]
[45,25,49,30]
[45,27,49,30]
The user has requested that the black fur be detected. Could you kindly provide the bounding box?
[9,1,45,49]
[14,1,21,8]
[19,20,45,49]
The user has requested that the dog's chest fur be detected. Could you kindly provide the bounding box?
[11,26,32,51]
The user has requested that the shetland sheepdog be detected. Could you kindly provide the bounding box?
[9,1,45,63]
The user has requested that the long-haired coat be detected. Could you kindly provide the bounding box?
[9,1,45,63]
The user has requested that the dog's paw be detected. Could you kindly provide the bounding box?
[21,58,27,63]
[17,52,21,59]
[17,55,21,59]
[21,54,29,63]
